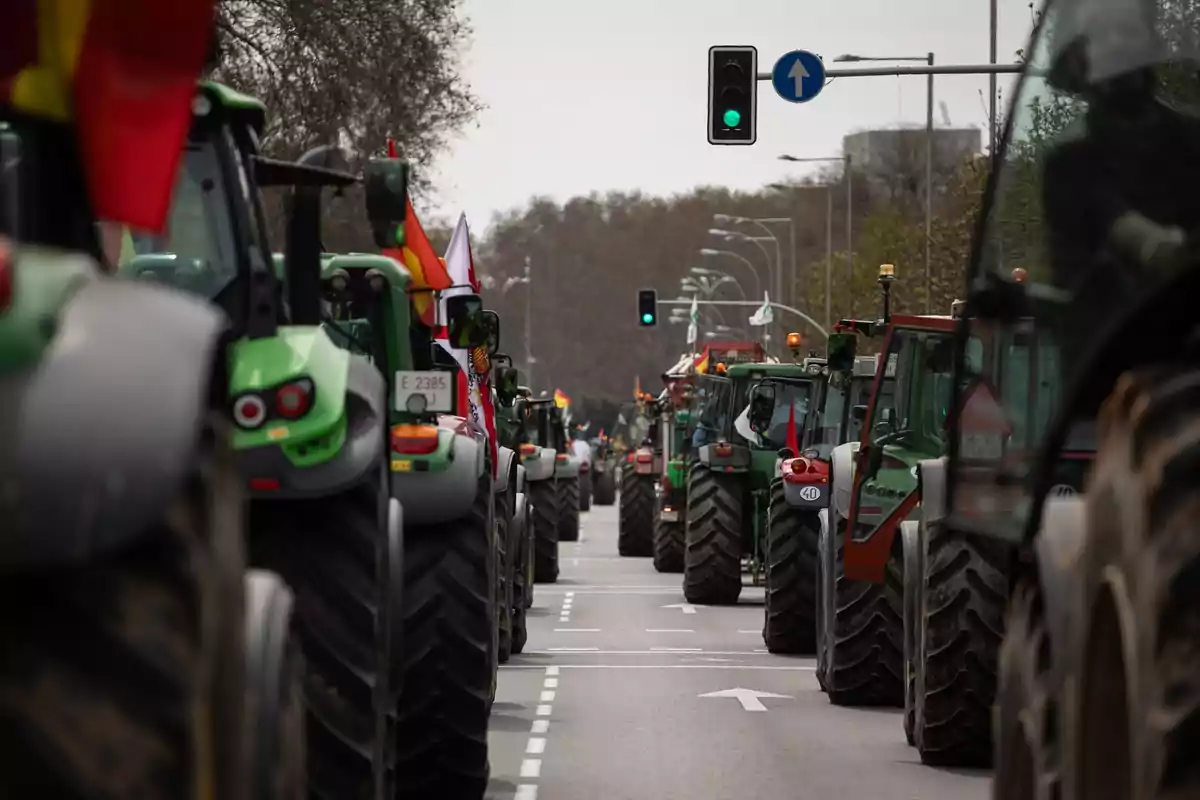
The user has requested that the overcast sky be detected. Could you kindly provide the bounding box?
[427,0,1039,234]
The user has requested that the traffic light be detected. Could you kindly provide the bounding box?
[708,46,757,145]
[637,289,657,326]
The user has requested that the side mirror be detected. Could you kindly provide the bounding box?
[827,332,857,373]
[748,384,775,432]
[851,404,868,422]
[446,293,487,349]
[364,157,410,249]
[483,309,501,355]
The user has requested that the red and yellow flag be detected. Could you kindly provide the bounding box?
[694,351,710,374]
[383,194,450,327]
[553,389,570,409]
[5,0,218,231]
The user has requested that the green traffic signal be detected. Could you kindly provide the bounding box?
[722,108,741,127]
[642,312,654,324]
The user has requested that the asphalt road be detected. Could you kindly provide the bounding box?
[486,503,990,800]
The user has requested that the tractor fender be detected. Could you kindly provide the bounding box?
[900,519,922,664]
[512,490,528,531]
[915,457,948,526]
[554,454,581,479]
[515,463,526,494]
[1032,496,1088,672]
[392,433,483,526]
[829,441,860,520]
[494,446,518,495]
[238,355,387,499]
[524,448,556,482]
[0,279,231,566]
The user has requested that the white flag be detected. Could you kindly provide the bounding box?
[686,294,699,344]
[749,291,773,327]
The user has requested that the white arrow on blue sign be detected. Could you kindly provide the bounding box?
[771,50,826,103]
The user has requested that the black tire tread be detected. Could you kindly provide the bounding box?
[618,470,654,557]
[653,515,685,573]
[593,471,617,505]
[683,465,743,605]
[557,476,581,542]
[396,476,493,797]
[528,479,559,583]
[763,481,819,654]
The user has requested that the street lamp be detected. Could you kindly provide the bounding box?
[835,52,935,312]
[708,228,775,287]
[779,153,855,316]
[711,214,791,313]
[769,182,835,330]
[697,248,763,297]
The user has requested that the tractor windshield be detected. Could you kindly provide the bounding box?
[128,138,241,300]
[691,375,734,447]
[867,326,956,453]
[950,0,1199,537]
[758,379,814,451]
[816,373,891,457]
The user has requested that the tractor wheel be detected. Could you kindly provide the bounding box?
[1064,367,1200,800]
[815,518,832,693]
[396,475,493,797]
[579,469,593,511]
[249,465,391,800]
[0,415,248,800]
[593,471,617,505]
[994,579,1058,800]
[244,570,307,800]
[557,475,581,542]
[762,481,818,654]
[913,522,1007,766]
[618,471,654,557]
[495,488,514,665]
[528,479,559,583]
[683,464,744,605]
[823,523,903,706]
[653,512,685,573]
[511,496,532,655]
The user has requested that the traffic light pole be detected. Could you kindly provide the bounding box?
[762,63,1026,79]
[658,298,828,338]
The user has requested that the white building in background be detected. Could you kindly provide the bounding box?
[842,127,982,173]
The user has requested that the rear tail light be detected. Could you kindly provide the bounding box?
[790,458,811,474]
[391,424,439,455]
[714,443,732,457]
[276,379,314,419]
[636,453,653,463]
[556,454,568,462]
[519,443,537,455]
[249,477,280,491]
[233,394,267,429]
[0,238,12,312]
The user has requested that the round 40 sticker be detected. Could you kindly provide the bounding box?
[798,486,821,502]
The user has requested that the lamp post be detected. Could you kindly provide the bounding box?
[768,182,834,330]
[834,52,935,312]
[708,229,774,291]
[778,154,854,315]
[697,248,765,299]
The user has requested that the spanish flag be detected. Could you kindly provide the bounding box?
[554,389,570,409]
[694,351,710,374]
[5,0,218,231]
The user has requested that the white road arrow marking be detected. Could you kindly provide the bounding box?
[698,687,793,712]
[788,59,809,96]
[662,602,697,614]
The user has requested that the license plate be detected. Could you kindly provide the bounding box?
[660,509,678,521]
[394,370,453,412]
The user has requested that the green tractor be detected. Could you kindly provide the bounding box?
[618,395,659,557]
[522,397,573,581]
[590,433,618,505]
[653,378,700,573]
[548,402,584,542]
[682,354,824,605]
[0,72,303,799]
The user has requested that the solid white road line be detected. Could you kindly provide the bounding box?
[645,628,695,633]
[552,628,599,632]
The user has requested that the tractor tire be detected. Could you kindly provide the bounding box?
[0,414,248,800]
[511,495,532,655]
[528,479,559,583]
[495,488,514,665]
[579,469,592,511]
[244,570,307,800]
[618,471,654,557]
[683,464,744,605]
[249,466,391,800]
[913,523,1007,767]
[762,481,819,654]
[1064,367,1200,800]
[593,470,617,505]
[993,579,1058,800]
[815,518,832,693]
[823,523,903,706]
[396,475,493,797]
[557,475,581,542]
[653,513,685,573]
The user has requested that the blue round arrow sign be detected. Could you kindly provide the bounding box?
[771,50,826,104]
